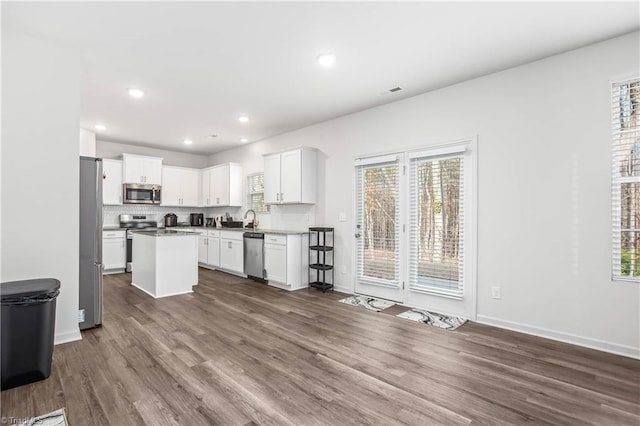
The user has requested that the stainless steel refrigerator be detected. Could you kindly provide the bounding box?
[79,156,103,330]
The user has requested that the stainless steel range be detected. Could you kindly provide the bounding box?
[119,214,160,272]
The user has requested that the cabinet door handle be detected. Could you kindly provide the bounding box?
[280,192,284,201]
[228,241,232,249]
[276,193,279,201]
[122,240,125,248]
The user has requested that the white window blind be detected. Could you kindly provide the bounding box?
[409,152,464,298]
[355,157,401,287]
[612,77,640,281]
[248,173,269,213]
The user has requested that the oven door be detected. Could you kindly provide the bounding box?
[123,184,161,204]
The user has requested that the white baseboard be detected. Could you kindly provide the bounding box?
[131,282,193,299]
[476,315,640,360]
[54,328,82,345]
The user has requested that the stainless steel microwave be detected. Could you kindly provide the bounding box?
[123,183,161,204]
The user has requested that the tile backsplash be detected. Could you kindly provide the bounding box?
[103,205,213,227]
[103,203,317,231]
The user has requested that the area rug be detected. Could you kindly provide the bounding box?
[338,295,395,312]
[17,409,68,426]
[397,308,467,331]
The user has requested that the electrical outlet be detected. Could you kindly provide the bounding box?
[78,309,85,323]
[341,265,347,274]
[339,212,347,222]
[491,286,501,300]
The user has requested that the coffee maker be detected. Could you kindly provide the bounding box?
[190,213,204,226]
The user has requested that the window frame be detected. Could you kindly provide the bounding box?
[612,76,640,282]
[247,172,270,214]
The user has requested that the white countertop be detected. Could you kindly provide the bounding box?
[105,225,309,235]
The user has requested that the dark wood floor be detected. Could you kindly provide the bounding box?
[2,268,639,425]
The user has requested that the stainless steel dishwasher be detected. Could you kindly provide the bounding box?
[243,232,265,280]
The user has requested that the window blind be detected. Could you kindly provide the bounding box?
[612,77,640,281]
[409,153,464,298]
[355,157,401,287]
[248,173,269,213]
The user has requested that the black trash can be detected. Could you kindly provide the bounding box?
[1,278,60,390]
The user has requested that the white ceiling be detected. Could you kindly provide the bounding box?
[3,2,639,155]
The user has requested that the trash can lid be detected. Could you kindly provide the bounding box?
[0,278,61,301]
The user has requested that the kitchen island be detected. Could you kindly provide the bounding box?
[131,229,198,298]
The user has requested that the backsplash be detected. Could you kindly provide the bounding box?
[103,203,317,230]
[268,204,317,231]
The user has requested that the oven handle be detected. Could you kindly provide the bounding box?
[152,187,161,204]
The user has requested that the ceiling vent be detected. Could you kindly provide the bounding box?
[379,86,404,96]
[207,134,218,139]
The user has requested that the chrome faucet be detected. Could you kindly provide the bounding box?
[244,209,257,228]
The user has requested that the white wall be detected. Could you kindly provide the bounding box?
[79,128,96,157]
[2,31,82,344]
[209,32,640,358]
[97,139,209,168]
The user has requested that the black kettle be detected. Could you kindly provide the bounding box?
[164,213,178,227]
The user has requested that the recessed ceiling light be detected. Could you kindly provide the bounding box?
[183,139,193,145]
[127,88,144,98]
[94,124,106,131]
[238,116,249,123]
[317,53,336,67]
[240,138,248,143]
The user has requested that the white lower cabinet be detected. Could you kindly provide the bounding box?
[196,229,307,283]
[198,229,234,272]
[220,231,243,274]
[197,230,221,268]
[207,232,221,267]
[103,230,126,272]
[264,233,308,290]
[264,236,287,283]
[198,234,208,264]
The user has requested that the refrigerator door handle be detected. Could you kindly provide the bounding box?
[96,159,104,264]
[94,263,103,326]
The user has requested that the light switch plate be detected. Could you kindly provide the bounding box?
[339,212,347,222]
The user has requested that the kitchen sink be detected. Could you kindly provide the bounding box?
[221,221,243,228]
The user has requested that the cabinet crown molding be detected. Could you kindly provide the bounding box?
[262,146,317,157]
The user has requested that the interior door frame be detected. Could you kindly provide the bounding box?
[351,137,478,320]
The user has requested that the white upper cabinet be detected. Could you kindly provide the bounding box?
[201,163,243,207]
[201,168,211,206]
[263,154,281,204]
[263,147,317,204]
[122,153,162,185]
[161,166,200,206]
[102,159,123,205]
